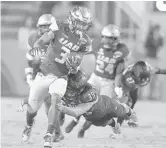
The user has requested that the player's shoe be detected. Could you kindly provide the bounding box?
[127,110,138,127]
[44,133,53,148]
[77,130,85,138]
[53,132,64,142]
[22,124,33,142]
[65,120,78,133]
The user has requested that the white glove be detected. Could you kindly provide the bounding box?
[114,87,123,99]
[26,74,33,87]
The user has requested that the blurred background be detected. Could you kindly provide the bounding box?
[1,1,166,101]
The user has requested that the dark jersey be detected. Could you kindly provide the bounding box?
[121,63,155,93]
[92,40,129,80]
[63,83,98,107]
[40,22,92,77]
[83,95,129,126]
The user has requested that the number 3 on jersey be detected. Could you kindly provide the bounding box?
[55,46,70,64]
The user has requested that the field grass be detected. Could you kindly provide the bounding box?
[1,98,166,148]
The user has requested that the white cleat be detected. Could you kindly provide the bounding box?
[22,125,33,142]
[44,133,53,148]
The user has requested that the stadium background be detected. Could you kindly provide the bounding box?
[1,1,166,101]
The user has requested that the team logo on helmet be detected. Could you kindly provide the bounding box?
[68,7,92,35]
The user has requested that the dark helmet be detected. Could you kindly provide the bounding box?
[68,70,89,89]
[132,61,151,86]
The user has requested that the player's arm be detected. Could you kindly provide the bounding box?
[114,55,126,98]
[33,21,58,48]
[114,59,125,87]
[57,89,98,118]
[153,67,166,75]
[25,35,38,85]
[57,101,97,118]
[146,63,166,75]
[33,31,54,48]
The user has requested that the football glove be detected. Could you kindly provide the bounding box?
[114,87,123,99]
[66,53,82,74]
[24,67,34,87]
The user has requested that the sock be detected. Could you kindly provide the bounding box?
[46,124,55,135]
[26,111,37,126]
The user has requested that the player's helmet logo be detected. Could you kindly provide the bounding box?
[132,61,150,86]
[37,14,56,35]
[101,24,120,49]
[68,7,92,36]
[68,70,88,89]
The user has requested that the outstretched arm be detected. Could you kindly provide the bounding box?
[34,31,55,48]
[155,68,166,74]
[57,100,97,118]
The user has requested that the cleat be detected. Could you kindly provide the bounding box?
[77,130,85,138]
[109,133,117,139]
[44,133,53,148]
[127,110,138,127]
[65,120,78,133]
[53,132,64,142]
[22,125,33,142]
[112,119,121,134]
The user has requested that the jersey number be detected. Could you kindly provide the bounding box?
[54,46,70,64]
[96,60,114,74]
[88,91,96,101]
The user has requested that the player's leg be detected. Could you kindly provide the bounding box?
[44,95,51,116]
[22,73,55,142]
[65,116,81,133]
[44,78,67,147]
[44,96,65,142]
[128,88,138,109]
[109,98,138,127]
[77,120,92,138]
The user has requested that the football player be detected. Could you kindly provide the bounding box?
[25,14,56,86]
[22,7,92,148]
[21,14,66,142]
[56,70,137,138]
[116,61,166,125]
[88,24,130,99]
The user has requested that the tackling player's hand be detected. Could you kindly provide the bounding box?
[66,53,82,74]
[114,87,123,99]
[56,103,68,113]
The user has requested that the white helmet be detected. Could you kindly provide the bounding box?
[37,14,56,27]
[101,24,120,49]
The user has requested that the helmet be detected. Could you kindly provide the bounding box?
[132,61,151,86]
[67,7,92,36]
[101,24,120,49]
[68,70,89,89]
[37,14,56,35]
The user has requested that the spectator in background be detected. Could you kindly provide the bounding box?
[18,16,35,53]
[144,24,164,100]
